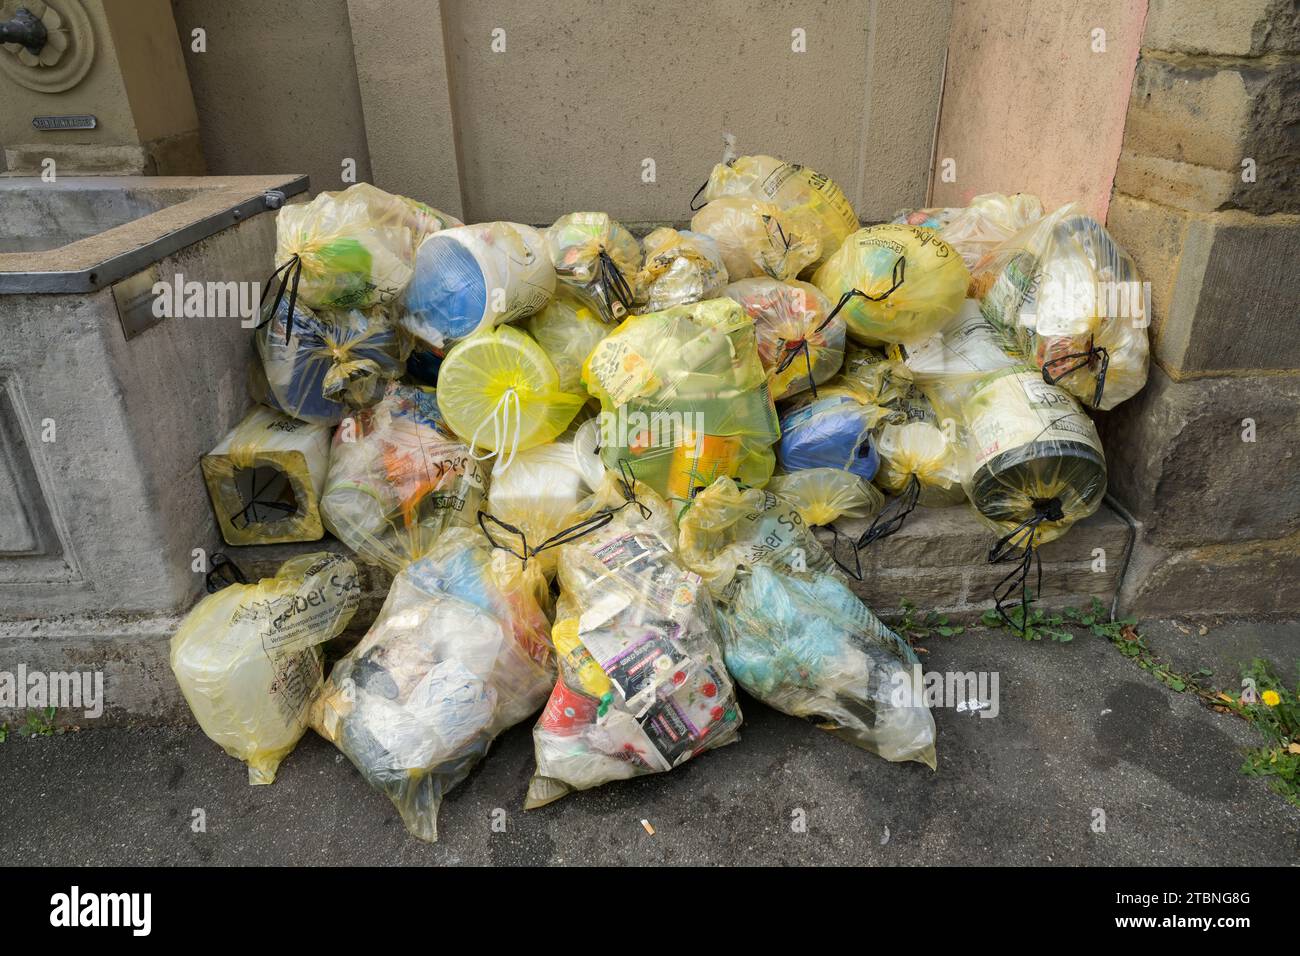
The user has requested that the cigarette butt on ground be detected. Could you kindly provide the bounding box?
[640,819,655,835]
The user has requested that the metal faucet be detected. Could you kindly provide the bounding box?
[0,7,47,54]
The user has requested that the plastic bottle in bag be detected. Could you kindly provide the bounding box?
[971,203,1148,409]
[312,528,554,842]
[722,277,845,401]
[813,224,970,346]
[544,212,641,322]
[633,228,729,313]
[524,474,742,808]
[582,298,780,500]
[694,153,859,271]
[402,222,556,348]
[320,383,487,573]
[249,298,408,425]
[435,324,587,475]
[274,183,459,311]
[691,196,821,282]
[171,552,361,784]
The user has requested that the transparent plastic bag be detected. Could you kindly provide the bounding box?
[544,212,641,322]
[813,224,970,346]
[872,383,966,509]
[971,203,1148,410]
[320,383,487,574]
[722,277,845,401]
[897,299,1019,416]
[895,193,1043,270]
[777,387,885,481]
[482,418,606,577]
[691,196,821,282]
[767,468,884,527]
[312,528,554,842]
[694,154,858,271]
[525,286,612,396]
[524,475,741,808]
[201,405,332,546]
[435,324,586,475]
[250,298,407,425]
[274,183,459,310]
[583,298,780,500]
[171,552,361,784]
[402,222,556,348]
[633,228,729,312]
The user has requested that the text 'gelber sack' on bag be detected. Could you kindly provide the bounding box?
[544,212,641,323]
[723,277,846,401]
[435,324,587,476]
[693,153,859,272]
[970,203,1149,410]
[677,478,936,767]
[813,224,971,347]
[525,474,741,808]
[311,527,554,843]
[201,405,332,546]
[274,182,459,311]
[171,552,362,784]
[320,382,487,574]
[401,221,556,349]
[582,298,781,501]
[249,298,408,426]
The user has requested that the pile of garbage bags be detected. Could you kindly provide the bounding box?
[179,161,1149,841]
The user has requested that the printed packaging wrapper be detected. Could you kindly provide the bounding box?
[828,342,914,408]
[633,228,729,313]
[970,203,1148,410]
[402,221,556,348]
[435,324,586,473]
[320,383,487,574]
[813,223,971,346]
[312,528,554,842]
[170,552,361,784]
[957,365,1107,545]
[697,154,859,271]
[483,418,606,578]
[691,196,821,282]
[722,565,937,766]
[250,298,408,425]
[767,467,884,527]
[898,299,1020,417]
[524,475,741,808]
[582,298,780,500]
[894,192,1043,270]
[677,477,835,601]
[525,285,613,396]
[722,277,845,401]
[777,386,885,482]
[274,182,459,310]
[544,212,642,322]
[201,405,332,546]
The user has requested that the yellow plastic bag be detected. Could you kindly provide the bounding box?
[544,212,641,321]
[171,552,361,784]
[633,227,729,312]
[813,224,970,346]
[320,383,487,574]
[525,286,613,396]
[767,468,884,527]
[722,277,845,400]
[274,182,459,310]
[583,298,780,500]
[691,196,821,282]
[312,528,554,842]
[829,342,913,407]
[695,153,858,271]
[971,203,1148,409]
[201,405,332,546]
[895,192,1043,270]
[249,299,408,425]
[524,474,741,808]
[435,325,586,475]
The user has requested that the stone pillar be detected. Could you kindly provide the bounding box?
[1101,0,1300,617]
[1,0,204,175]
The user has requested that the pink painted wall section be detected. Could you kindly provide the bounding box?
[930,0,1147,223]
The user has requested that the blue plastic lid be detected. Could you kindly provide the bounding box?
[404,235,488,343]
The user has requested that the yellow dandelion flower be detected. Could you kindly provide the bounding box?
[1261,689,1281,707]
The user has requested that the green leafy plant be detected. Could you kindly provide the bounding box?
[1216,660,1300,808]
[980,596,1073,642]
[0,722,8,743]
[895,598,964,646]
[22,707,56,738]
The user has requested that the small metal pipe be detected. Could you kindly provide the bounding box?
[0,7,47,54]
